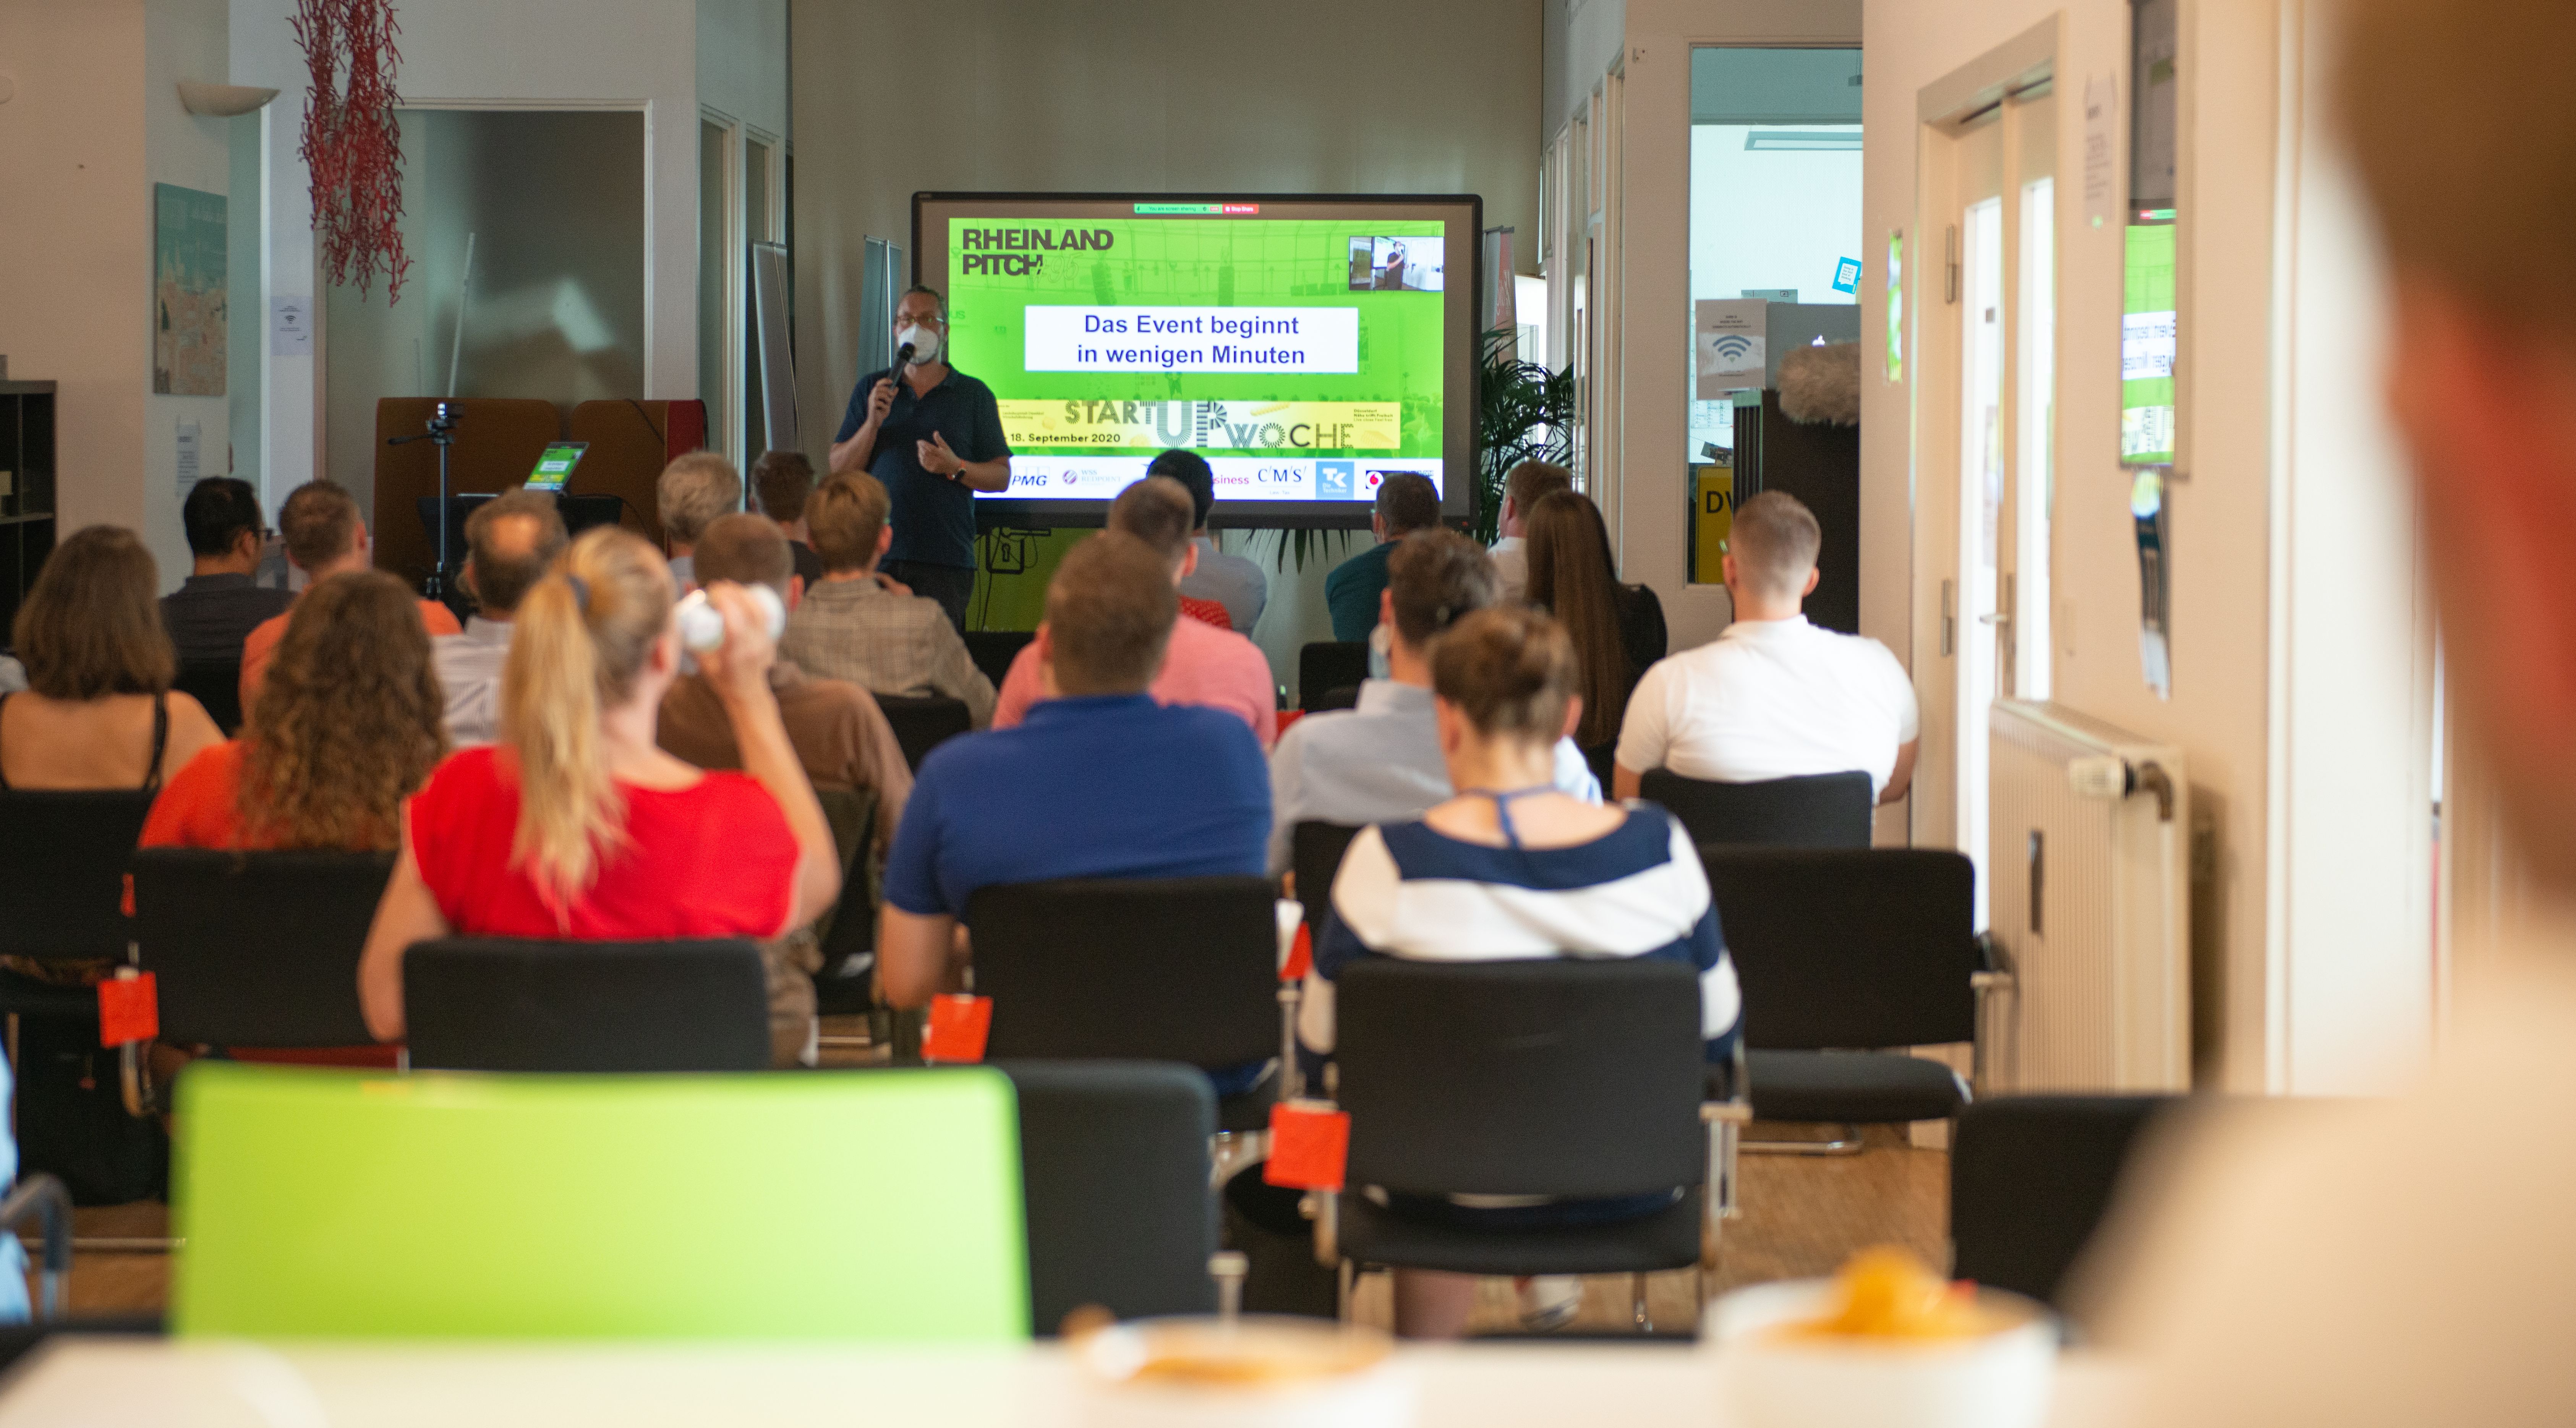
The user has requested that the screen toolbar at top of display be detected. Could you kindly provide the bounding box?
[914,193,1482,529]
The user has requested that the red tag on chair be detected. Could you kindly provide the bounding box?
[1281,922,1313,982]
[922,994,992,1063]
[98,973,159,1048]
[1264,1101,1350,1191]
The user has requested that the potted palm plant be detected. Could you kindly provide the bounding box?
[1473,328,1575,546]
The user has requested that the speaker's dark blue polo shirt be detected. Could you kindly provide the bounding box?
[834,365,1011,571]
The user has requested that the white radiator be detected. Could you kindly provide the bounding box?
[1987,701,2192,1092]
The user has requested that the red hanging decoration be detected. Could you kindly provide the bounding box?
[292,0,409,301]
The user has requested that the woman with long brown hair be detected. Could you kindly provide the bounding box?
[141,570,446,852]
[0,526,224,797]
[1523,489,1666,759]
[357,527,839,1042]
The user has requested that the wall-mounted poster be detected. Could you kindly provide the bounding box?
[154,183,227,396]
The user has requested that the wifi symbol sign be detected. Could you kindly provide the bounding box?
[1711,334,1756,364]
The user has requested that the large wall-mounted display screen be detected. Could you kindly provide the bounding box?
[914,193,1482,528]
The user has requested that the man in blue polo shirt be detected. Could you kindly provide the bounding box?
[828,285,1012,631]
[877,530,1270,1010]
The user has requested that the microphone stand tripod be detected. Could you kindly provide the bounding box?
[387,400,460,604]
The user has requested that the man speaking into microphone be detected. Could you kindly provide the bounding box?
[828,285,1011,631]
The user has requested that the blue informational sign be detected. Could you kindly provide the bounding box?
[1832,256,1863,295]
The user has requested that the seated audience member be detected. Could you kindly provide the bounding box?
[1612,491,1917,803]
[433,490,569,747]
[1527,488,1665,768]
[659,513,915,1064]
[2081,7,2576,1422]
[1299,604,1738,1340]
[1,527,225,982]
[992,477,1277,746]
[1325,471,1442,641]
[1155,448,1268,631]
[1489,459,1573,602]
[780,471,996,726]
[751,449,828,588]
[3,525,225,796]
[1267,528,1597,875]
[876,532,1269,1025]
[657,450,741,590]
[144,571,445,1070]
[162,476,294,666]
[239,480,460,708]
[357,529,841,1042]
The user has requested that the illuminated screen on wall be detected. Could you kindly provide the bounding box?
[914,193,1482,528]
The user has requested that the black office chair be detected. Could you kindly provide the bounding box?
[1298,641,1369,713]
[0,790,156,1020]
[1696,846,2010,1154]
[1641,770,1874,849]
[171,661,244,737]
[966,878,1286,1133]
[1950,1095,2175,1316]
[402,938,771,1071]
[874,693,973,772]
[997,1060,1219,1333]
[963,631,1035,692]
[126,849,392,1111]
[1290,821,1364,929]
[1325,958,1717,1332]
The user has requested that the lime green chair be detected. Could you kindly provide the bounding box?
[171,1063,1029,1340]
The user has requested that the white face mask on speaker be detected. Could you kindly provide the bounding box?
[897,323,942,365]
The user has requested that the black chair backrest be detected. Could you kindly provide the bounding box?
[130,849,391,1047]
[172,661,244,737]
[403,938,770,1071]
[966,878,1278,1068]
[1641,769,1874,849]
[1950,1095,2175,1311]
[1290,821,1363,930]
[1297,641,1369,712]
[0,790,155,962]
[997,1060,1217,1333]
[962,631,1035,692]
[1697,846,1977,1051]
[1335,958,1705,1198]
[874,693,973,772]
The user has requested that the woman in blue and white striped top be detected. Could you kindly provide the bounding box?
[1296,605,1740,1338]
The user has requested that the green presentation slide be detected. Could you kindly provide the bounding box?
[944,212,1448,503]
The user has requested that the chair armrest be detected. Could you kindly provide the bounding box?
[0,1174,72,1319]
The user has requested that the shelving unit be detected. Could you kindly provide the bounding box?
[0,378,58,642]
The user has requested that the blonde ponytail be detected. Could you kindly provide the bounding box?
[498,527,676,912]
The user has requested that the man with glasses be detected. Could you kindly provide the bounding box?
[828,285,1012,632]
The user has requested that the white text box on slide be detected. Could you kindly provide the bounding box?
[1024,306,1360,373]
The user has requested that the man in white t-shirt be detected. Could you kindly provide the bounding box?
[1611,491,1918,803]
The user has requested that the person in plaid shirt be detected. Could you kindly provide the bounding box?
[780,472,995,728]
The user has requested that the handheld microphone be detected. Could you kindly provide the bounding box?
[893,340,915,375]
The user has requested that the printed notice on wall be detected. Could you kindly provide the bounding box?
[1694,299,1768,397]
[175,420,201,491]
[2084,73,2117,229]
[271,296,313,356]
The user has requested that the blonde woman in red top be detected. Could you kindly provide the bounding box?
[358,528,840,1042]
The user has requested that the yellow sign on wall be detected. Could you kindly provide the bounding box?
[999,400,1400,452]
[1691,464,1734,585]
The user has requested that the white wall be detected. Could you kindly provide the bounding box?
[229,0,784,506]
[2267,0,2434,1093]
[1861,0,2434,1091]
[0,0,237,591]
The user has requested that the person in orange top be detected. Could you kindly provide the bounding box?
[143,569,449,1064]
[237,480,459,710]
